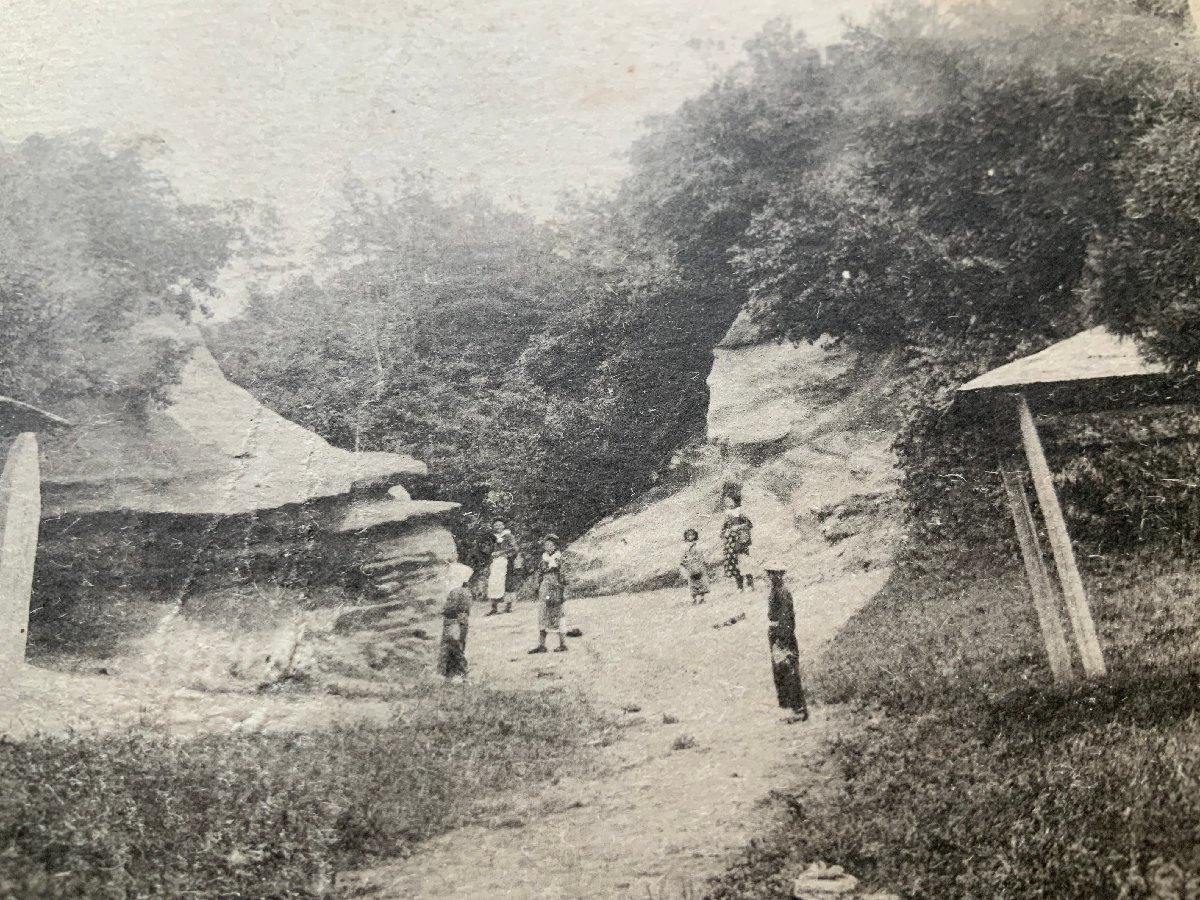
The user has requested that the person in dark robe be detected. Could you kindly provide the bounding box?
[764,564,808,723]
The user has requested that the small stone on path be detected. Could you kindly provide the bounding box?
[792,861,859,897]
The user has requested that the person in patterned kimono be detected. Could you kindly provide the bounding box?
[720,493,754,591]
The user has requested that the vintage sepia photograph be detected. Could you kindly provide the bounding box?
[3,0,1200,897]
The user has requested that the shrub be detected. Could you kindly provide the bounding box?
[710,686,1200,900]
[814,553,1200,713]
[671,734,698,751]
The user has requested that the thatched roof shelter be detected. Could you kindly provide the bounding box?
[957,327,1200,421]
[953,326,1200,685]
[959,327,1167,391]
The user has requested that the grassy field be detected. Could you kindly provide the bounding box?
[0,684,610,898]
[708,553,1200,900]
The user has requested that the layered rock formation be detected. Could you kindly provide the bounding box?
[29,344,461,688]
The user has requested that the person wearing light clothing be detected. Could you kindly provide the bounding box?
[680,528,709,604]
[485,520,521,615]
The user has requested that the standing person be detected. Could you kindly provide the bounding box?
[438,564,474,679]
[680,528,709,604]
[764,564,808,723]
[485,520,520,615]
[720,493,755,591]
[529,534,568,654]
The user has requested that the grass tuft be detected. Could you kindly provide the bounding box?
[670,733,698,751]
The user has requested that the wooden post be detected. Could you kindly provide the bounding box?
[1016,395,1107,676]
[0,433,41,671]
[1001,468,1073,684]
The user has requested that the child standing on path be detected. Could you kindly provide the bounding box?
[680,528,709,604]
[438,564,474,679]
[529,535,568,654]
[764,563,808,723]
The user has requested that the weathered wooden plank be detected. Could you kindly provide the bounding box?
[1016,395,1107,677]
[0,433,41,671]
[1001,468,1074,684]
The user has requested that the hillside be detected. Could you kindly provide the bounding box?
[567,317,904,599]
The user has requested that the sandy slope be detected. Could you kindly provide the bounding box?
[1,603,408,739]
[566,338,902,599]
[347,568,889,899]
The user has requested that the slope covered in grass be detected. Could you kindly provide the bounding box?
[708,556,1200,899]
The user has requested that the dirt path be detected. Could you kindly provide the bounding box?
[347,570,888,899]
[1,662,396,739]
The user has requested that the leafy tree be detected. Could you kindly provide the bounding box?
[215,0,1200,560]
[0,135,242,407]
[211,183,601,546]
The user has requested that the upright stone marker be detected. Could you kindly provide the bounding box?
[0,433,41,671]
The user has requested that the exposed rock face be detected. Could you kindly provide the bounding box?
[568,323,904,598]
[349,522,460,607]
[39,346,425,519]
[28,344,462,687]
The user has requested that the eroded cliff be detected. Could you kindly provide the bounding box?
[567,320,904,597]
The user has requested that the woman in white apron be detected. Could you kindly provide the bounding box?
[485,520,520,615]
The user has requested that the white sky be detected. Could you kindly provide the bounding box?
[2,1,878,229]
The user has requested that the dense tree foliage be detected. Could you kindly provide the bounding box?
[548,0,1198,558]
[216,0,1200,558]
[0,136,242,407]
[210,186,609,550]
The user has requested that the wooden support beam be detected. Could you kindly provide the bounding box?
[1001,468,1074,684]
[1016,395,1107,677]
[0,433,41,672]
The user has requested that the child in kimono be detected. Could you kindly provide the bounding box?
[529,534,568,654]
[680,528,709,604]
[438,565,474,679]
[720,494,754,591]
